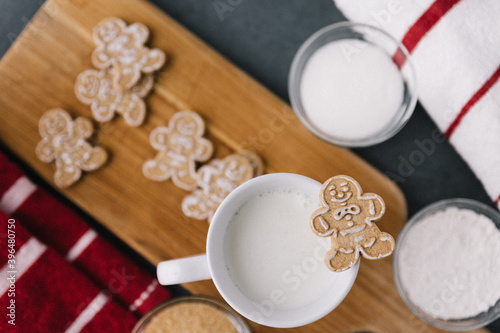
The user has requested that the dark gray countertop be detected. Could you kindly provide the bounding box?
[1,0,498,331]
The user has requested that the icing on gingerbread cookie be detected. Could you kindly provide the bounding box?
[142,110,213,190]
[91,17,166,91]
[310,175,395,272]
[75,68,153,126]
[35,108,107,188]
[181,154,255,223]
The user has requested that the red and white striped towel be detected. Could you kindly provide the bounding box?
[0,152,172,332]
[334,0,500,209]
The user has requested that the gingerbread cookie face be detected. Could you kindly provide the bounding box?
[142,110,214,190]
[310,175,395,272]
[75,68,152,126]
[35,108,107,188]
[91,17,166,91]
[181,154,255,223]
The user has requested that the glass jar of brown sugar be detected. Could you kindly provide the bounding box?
[132,295,251,333]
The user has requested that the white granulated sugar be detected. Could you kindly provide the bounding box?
[397,207,500,320]
[300,39,404,141]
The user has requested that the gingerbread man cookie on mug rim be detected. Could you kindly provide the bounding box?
[310,175,395,272]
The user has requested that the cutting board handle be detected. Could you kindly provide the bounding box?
[157,254,211,285]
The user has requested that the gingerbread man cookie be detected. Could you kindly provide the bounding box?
[75,68,153,126]
[142,110,213,190]
[91,17,166,91]
[181,153,256,223]
[35,108,107,188]
[310,175,395,272]
[239,149,265,177]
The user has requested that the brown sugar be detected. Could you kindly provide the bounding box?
[142,302,240,333]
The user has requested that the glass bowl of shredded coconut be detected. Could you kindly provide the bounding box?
[393,198,500,330]
[132,295,251,333]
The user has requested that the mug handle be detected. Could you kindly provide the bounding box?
[157,254,211,285]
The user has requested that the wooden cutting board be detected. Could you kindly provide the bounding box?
[0,0,488,332]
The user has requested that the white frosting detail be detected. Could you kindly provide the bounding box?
[330,191,352,203]
[354,235,364,243]
[340,224,366,236]
[363,237,376,248]
[319,216,329,231]
[369,200,375,215]
[334,204,360,220]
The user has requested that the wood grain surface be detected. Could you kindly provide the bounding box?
[0,0,488,332]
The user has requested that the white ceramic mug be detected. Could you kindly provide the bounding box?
[157,173,359,328]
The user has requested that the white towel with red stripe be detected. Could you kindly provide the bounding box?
[0,152,172,332]
[333,0,500,208]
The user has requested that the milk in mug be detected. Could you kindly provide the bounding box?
[224,188,335,309]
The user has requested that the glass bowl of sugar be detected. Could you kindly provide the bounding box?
[288,22,417,147]
[393,198,500,330]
